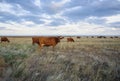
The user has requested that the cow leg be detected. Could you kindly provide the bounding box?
[52,45,55,51]
[39,44,43,50]
[7,41,10,43]
[36,45,42,52]
[39,46,42,49]
[32,42,34,45]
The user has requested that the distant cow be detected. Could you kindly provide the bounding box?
[102,36,106,38]
[97,36,106,38]
[77,36,80,38]
[0,37,10,43]
[110,37,113,39]
[32,37,40,45]
[39,37,60,49]
[97,36,102,38]
[91,36,94,38]
[67,37,74,42]
[114,36,118,38]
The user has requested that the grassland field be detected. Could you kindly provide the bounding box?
[0,36,120,81]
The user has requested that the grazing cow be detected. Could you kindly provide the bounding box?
[91,36,94,38]
[97,36,101,38]
[110,37,113,39]
[77,36,80,38]
[102,36,106,38]
[114,36,118,38]
[38,37,60,49]
[32,37,40,45]
[97,36,106,38]
[0,37,10,43]
[67,37,74,42]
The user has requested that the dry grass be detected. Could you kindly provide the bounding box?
[0,37,120,81]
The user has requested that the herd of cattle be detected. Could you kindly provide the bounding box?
[0,36,119,49]
[0,37,75,49]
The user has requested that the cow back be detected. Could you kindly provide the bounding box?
[67,38,74,42]
[1,37,10,42]
[39,37,60,47]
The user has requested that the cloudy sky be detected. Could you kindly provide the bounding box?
[0,0,120,36]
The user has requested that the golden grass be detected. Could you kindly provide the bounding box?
[0,37,120,81]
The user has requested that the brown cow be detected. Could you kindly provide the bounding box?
[97,36,106,38]
[39,37,60,49]
[91,36,94,38]
[67,37,74,42]
[0,37,10,43]
[97,36,102,38]
[32,37,40,45]
[114,36,118,38]
[77,36,80,38]
[110,37,113,39]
